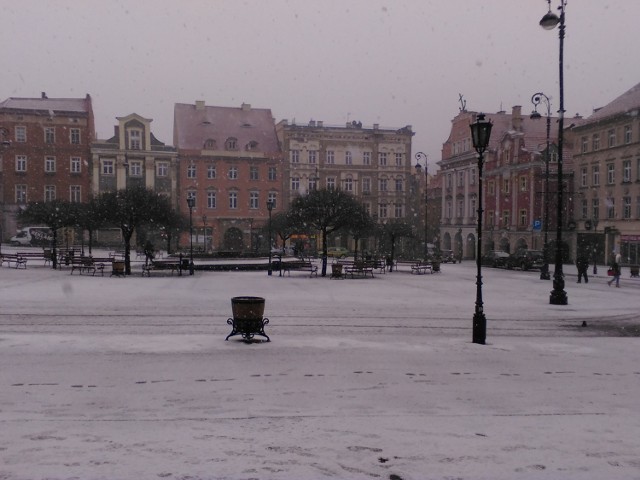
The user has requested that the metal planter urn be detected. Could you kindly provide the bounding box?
[226,296,270,342]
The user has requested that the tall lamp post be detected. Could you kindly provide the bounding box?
[202,215,207,253]
[186,196,195,275]
[470,113,493,345]
[266,200,274,276]
[530,92,552,280]
[540,0,568,305]
[414,152,428,259]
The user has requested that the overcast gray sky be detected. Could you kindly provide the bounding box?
[2,0,639,166]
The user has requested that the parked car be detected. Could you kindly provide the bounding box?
[439,249,457,263]
[507,249,545,271]
[482,250,510,268]
[326,247,350,258]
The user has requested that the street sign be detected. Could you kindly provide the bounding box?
[533,219,542,231]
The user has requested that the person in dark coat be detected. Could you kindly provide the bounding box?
[576,254,589,283]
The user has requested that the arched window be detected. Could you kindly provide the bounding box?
[225,137,238,150]
[204,139,216,149]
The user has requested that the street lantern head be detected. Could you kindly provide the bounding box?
[540,10,560,29]
[266,200,274,211]
[530,110,542,119]
[470,113,492,154]
[186,197,195,209]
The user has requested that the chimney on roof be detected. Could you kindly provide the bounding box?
[317,121,323,127]
[241,103,251,111]
[195,100,205,110]
[41,92,48,99]
[512,105,522,131]
[373,123,379,130]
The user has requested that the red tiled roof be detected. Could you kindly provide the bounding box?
[173,102,279,154]
[586,81,640,123]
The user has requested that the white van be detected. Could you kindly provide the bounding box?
[10,227,53,247]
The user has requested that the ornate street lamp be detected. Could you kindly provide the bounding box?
[186,196,195,275]
[540,0,568,305]
[530,92,552,280]
[414,152,429,259]
[267,200,274,276]
[469,113,493,345]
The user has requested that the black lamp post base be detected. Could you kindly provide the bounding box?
[472,310,486,345]
[549,289,568,305]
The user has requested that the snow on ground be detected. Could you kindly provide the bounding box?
[0,255,639,480]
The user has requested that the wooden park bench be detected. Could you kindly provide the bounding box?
[141,258,185,276]
[343,261,375,278]
[411,262,433,275]
[0,253,27,269]
[282,260,318,277]
[69,256,98,276]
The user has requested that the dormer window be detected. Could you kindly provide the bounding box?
[246,141,259,151]
[225,137,238,150]
[128,129,142,150]
[204,139,216,149]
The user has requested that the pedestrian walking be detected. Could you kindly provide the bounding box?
[607,251,622,288]
[576,254,589,283]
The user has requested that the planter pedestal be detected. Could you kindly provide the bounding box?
[226,296,270,342]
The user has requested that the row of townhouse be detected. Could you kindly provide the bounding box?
[436,81,640,266]
[0,95,416,253]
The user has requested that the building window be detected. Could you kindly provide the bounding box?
[249,191,259,209]
[16,155,27,172]
[249,166,259,180]
[345,151,352,165]
[637,197,640,219]
[268,192,277,209]
[16,184,27,204]
[457,171,465,187]
[156,162,168,177]
[580,167,587,187]
[623,160,631,182]
[592,165,600,186]
[344,177,353,192]
[187,164,197,179]
[445,200,452,219]
[363,151,371,165]
[70,128,81,145]
[469,168,476,185]
[378,203,388,218]
[326,150,335,164]
[44,185,56,201]
[581,136,588,153]
[503,178,510,194]
[394,203,404,218]
[592,198,599,220]
[607,163,615,184]
[268,166,277,181]
[45,156,56,173]
[519,176,528,192]
[488,180,495,195]
[308,150,317,164]
[327,177,336,190]
[395,178,403,192]
[291,150,300,163]
[291,177,300,191]
[362,177,371,194]
[624,125,632,144]
[581,199,588,219]
[70,157,81,174]
[70,185,81,203]
[606,197,615,219]
[204,139,216,149]
[308,176,317,191]
[519,209,527,226]
[130,161,142,176]
[379,178,388,192]
[15,126,26,143]
[592,133,600,151]
[207,191,216,209]
[228,166,238,179]
[44,127,55,144]
[608,129,616,148]
[487,210,495,226]
[457,199,464,218]
[228,191,238,209]
[225,137,237,150]
[446,173,452,189]
[470,197,477,219]
[207,164,216,179]
[395,153,403,166]
[102,159,115,175]
[129,129,142,150]
[502,210,510,227]
[378,152,387,166]
[623,196,631,219]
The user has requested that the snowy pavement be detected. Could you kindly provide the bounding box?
[0,260,639,479]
